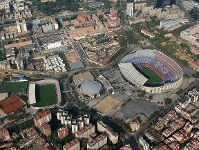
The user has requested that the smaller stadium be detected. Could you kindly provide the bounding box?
[28,79,61,107]
[119,50,183,93]
[80,80,102,98]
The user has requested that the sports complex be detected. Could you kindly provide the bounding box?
[28,79,61,107]
[118,50,183,93]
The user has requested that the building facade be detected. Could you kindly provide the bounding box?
[87,133,107,150]
[75,123,95,139]
[63,138,80,150]
[127,3,134,17]
[34,110,52,127]
[97,121,118,144]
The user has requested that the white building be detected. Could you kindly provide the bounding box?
[72,120,78,134]
[41,36,63,50]
[16,20,27,33]
[188,90,199,102]
[139,136,149,150]
[127,3,134,17]
[44,55,66,73]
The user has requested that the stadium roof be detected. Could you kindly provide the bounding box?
[81,80,102,95]
[0,94,25,115]
[28,83,36,105]
[118,63,148,86]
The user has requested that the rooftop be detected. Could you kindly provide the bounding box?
[80,80,102,95]
[63,138,79,149]
[0,94,25,115]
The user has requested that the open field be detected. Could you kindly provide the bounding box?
[64,52,80,64]
[93,96,120,114]
[35,84,57,107]
[0,81,28,93]
[139,67,163,86]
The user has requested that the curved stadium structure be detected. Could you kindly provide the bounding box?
[118,50,183,93]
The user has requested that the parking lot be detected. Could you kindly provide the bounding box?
[120,99,159,118]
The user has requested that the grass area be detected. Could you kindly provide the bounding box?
[143,45,155,50]
[35,84,57,106]
[0,81,28,93]
[139,67,163,86]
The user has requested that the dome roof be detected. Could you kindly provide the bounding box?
[81,80,102,95]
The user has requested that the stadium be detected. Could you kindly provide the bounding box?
[28,79,61,107]
[118,50,183,93]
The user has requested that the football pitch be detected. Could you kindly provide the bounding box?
[35,84,57,107]
[139,67,163,86]
[0,81,28,93]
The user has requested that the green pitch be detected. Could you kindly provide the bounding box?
[139,67,163,86]
[0,81,28,93]
[35,84,57,106]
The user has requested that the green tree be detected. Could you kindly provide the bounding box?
[164,98,172,105]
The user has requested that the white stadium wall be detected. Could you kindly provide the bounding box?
[139,76,183,93]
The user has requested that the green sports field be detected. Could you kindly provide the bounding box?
[0,81,28,93]
[35,84,57,107]
[139,67,163,86]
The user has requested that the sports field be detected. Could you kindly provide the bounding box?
[35,84,57,107]
[93,96,120,114]
[139,67,163,86]
[0,81,28,93]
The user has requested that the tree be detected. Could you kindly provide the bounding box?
[190,7,199,21]
[149,95,153,100]
[164,98,172,105]
[176,89,183,95]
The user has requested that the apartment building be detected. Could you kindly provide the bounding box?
[126,3,134,17]
[75,123,95,139]
[87,133,107,150]
[63,138,80,150]
[34,110,52,127]
[57,127,68,139]
[97,121,118,144]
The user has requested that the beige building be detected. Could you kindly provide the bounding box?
[87,133,107,150]
[130,120,140,132]
[73,71,94,86]
[141,29,155,38]
[97,121,118,144]
[75,123,95,139]
[180,24,199,48]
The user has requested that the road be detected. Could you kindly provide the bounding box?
[2,115,33,129]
